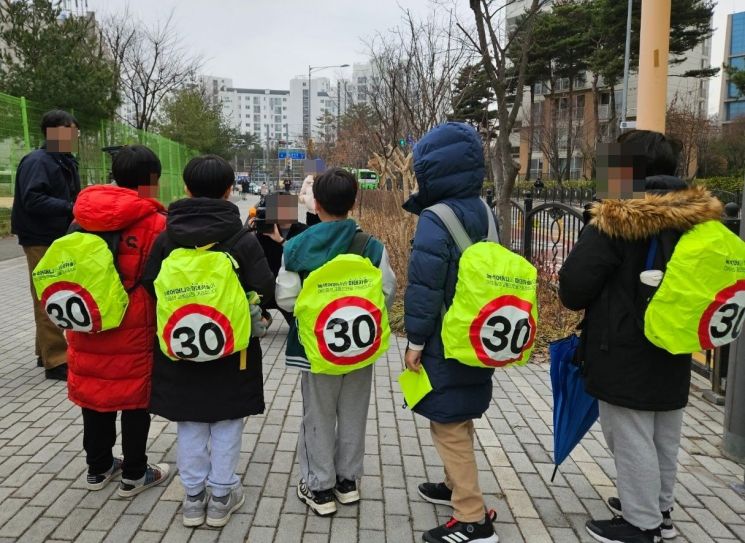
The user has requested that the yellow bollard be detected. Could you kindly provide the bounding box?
[636,0,671,133]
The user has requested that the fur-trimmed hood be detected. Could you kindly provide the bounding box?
[590,185,723,240]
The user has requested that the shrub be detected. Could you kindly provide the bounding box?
[694,177,743,194]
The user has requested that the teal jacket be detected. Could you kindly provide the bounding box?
[276,219,395,371]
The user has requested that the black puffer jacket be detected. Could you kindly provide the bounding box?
[142,198,275,422]
[11,148,80,246]
[559,181,722,411]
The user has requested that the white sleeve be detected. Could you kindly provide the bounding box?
[380,247,397,312]
[275,256,302,312]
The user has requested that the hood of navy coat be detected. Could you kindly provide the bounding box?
[403,123,485,215]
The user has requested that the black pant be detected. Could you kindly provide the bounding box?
[81,408,151,480]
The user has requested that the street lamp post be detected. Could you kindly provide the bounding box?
[308,63,349,145]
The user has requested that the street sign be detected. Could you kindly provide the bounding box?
[278,149,306,160]
[619,121,636,131]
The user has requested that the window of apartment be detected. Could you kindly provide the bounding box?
[533,82,544,96]
[727,101,745,121]
[574,71,587,88]
[254,115,260,122]
[254,105,260,113]
[275,115,282,123]
[731,13,745,55]
[253,97,260,104]
[529,158,543,178]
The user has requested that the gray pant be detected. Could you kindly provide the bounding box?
[599,401,684,530]
[297,365,373,491]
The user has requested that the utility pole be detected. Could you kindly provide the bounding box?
[337,80,341,141]
[265,124,271,187]
[635,0,671,132]
[620,0,633,125]
[724,189,745,469]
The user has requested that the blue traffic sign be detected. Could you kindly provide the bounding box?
[278,149,306,160]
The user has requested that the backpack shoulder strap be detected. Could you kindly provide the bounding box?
[481,199,500,243]
[347,231,371,256]
[218,228,250,254]
[427,203,473,254]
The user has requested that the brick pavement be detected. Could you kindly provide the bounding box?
[0,248,744,542]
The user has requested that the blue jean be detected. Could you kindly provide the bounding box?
[177,418,244,498]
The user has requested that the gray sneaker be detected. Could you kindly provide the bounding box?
[206,486,245,528]
[182,490,208,527]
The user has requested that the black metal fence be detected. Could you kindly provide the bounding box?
[509,194,586,278]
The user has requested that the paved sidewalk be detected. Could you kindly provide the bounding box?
[0,253,744,542]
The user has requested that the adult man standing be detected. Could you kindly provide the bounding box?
[12,110,81,381]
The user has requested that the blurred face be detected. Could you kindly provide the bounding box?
[266,194,298,225]
[596,142,646,199]
[46,125,79,153]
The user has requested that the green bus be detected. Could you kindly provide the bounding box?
[349,168,379,190]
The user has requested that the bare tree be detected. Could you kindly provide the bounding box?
[666,95,715,180]
[103,10,202,131]
[365,8,469,166]
[463,0,546,246]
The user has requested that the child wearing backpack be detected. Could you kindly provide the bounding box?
[276,167,396,516]
[142,155,274,528]
[559,131,726,543]
[403,123,502,543]
[64,144,169,496]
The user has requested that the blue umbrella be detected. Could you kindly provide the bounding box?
[549,334,599,482]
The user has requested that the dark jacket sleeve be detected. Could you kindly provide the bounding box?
[235,233,275,307]
[141,233,169,298]
[16,155,73,216]
[404,211,450,345]
[558,225,622,311]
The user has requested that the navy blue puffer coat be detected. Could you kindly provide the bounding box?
[403,122,495,423]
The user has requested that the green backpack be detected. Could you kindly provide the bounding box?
[429,201,539,368]
[154,230,252,363]
[644,220,745,354]
[32,231,128,333]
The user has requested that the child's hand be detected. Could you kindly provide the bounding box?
[249,304,267,338]
[404,349,422,373]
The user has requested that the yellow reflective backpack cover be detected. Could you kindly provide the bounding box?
[430,202,539,368]
[294,253,390,375]
[32,231,128,333]
[645,220,745,354]
[154,243,250,362]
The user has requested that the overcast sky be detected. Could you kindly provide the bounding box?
[85,0,740,115]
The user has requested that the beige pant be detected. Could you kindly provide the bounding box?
[23,245,67,369]
[430,420,485,522]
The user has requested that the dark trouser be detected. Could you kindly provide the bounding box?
[23,245,68,369]
[82,408,151,480]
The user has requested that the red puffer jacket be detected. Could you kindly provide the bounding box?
[67,184,166,411]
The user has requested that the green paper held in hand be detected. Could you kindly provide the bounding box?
[398,368,433,408]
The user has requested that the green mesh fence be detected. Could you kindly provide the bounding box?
[0,91,197,205]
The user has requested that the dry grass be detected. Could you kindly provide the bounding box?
[534,265,583,359]
[352,190,415,335]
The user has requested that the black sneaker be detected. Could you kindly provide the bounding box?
[86,457,123,491]
[423,514,498,543]
[607,497,676,539]
[586,517,662,543]
[36,356,43,368]
[45,363,67,381]
[334,478,360,505]
[297,479,337,516]
[418,482,452,506]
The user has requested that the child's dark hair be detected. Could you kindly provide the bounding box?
[112,145,161,189]
[616,130,682,177]
[314,168,358,217]
[183,155,234,198]
[41,109,79,134]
